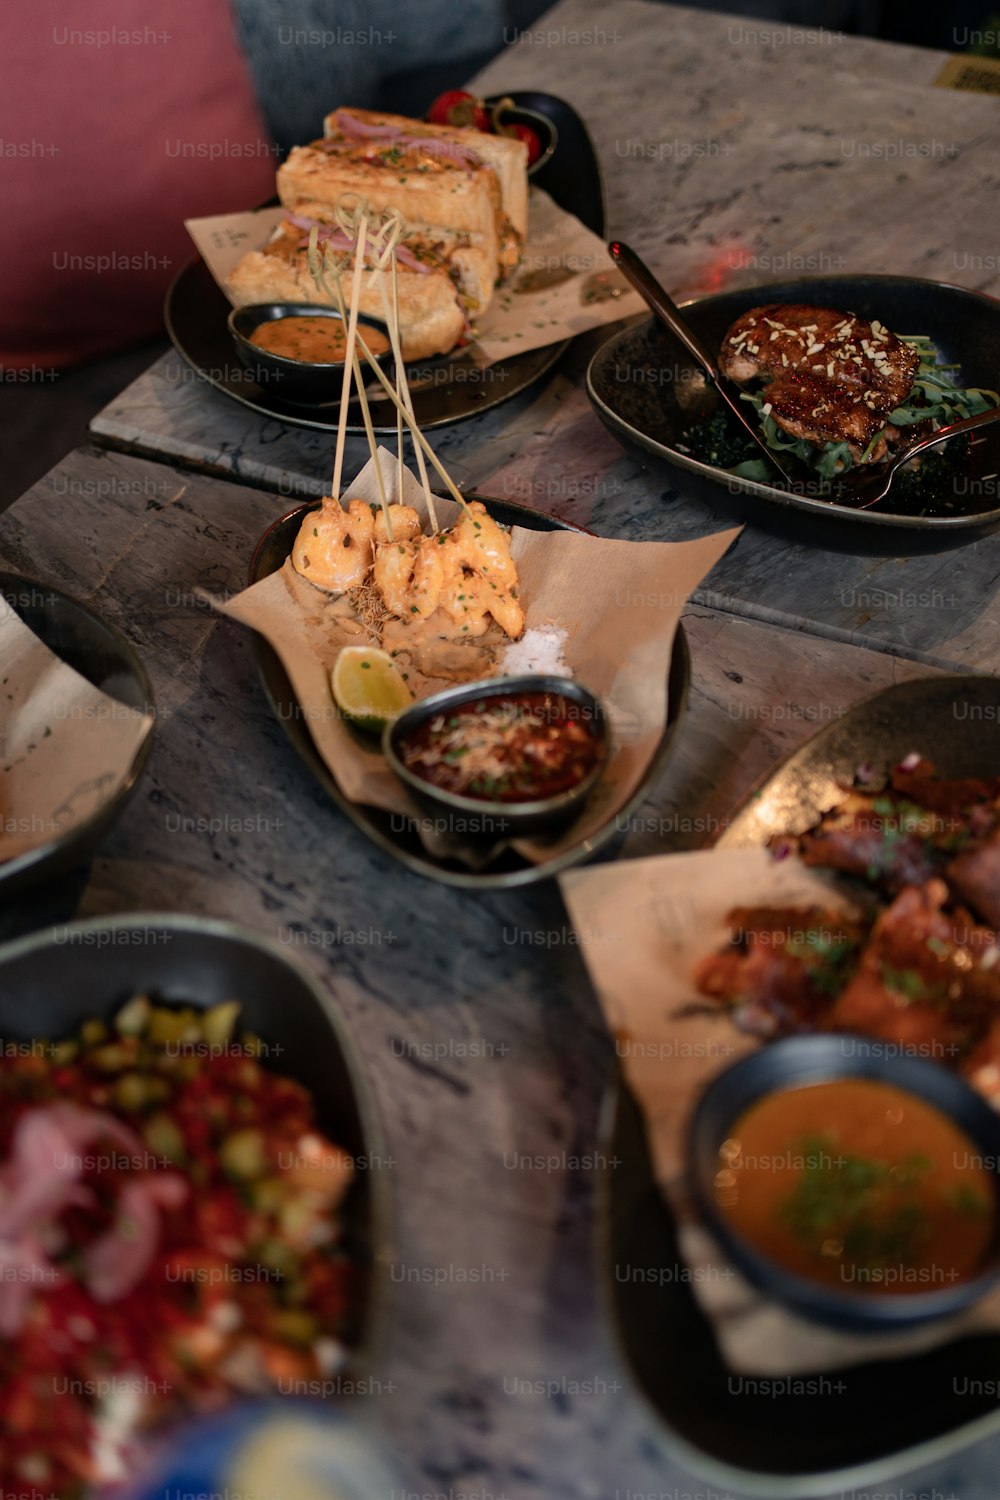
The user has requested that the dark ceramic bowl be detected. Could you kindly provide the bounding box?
[690,1035,1000,1331]
[587,275,1000,553]
[483,94,558,175]
[383,674,610,838]
[0,913,388,1364]
[228,302,393,406]
[0,574,155,899]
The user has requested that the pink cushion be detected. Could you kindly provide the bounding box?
[0,0,277,368]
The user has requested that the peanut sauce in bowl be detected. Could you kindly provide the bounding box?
[690,1036,1000,1329]
[227,302,393,405]
[384,675,610,837]
[249,315,391,364]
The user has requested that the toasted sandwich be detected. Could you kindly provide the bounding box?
[228,104,529,361]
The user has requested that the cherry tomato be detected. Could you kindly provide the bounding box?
[506,122,543,166]
[426,90,489,132]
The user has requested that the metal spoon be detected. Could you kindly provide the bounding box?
[608,240,805,488]
[831,405,1000,509]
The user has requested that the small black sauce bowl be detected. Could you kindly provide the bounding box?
[0,574,156,898]
[689,1035,1000,1331]
[483,97,558,176]
[227,302,393,405]
[383,674,610,840]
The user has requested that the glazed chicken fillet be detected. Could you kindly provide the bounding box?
[718,303,920,462]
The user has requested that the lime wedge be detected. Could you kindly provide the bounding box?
[331,646,413,732]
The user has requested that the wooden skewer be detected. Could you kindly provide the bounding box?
[330,216,368,504]
[371,229,438,532]
[307,226,390,532]
[348,330,471,516]
[308,201,470,523]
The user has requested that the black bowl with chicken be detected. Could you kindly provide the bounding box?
[587,274,1000,552]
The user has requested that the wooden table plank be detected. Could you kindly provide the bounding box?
[5,445,999,1497]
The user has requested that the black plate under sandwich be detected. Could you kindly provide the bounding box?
[248,496,689,889]
[0,914,388,1365]
[601,674,1000,1494]
[587,275,1000,553]
[165,92,605,434]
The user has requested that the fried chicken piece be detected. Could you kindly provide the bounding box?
[693,905,868,1035]
[795,791,941,889]
[948,833,1000,928]
[718,303,919,461]
[828,879,1000,1054]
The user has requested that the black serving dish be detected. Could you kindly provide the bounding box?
[587,275,1000,554]
[384,674,610,837]
[717,673,1000,850]
[601,670,1000,1492]
[0,913,388,1364]
[0,574,155,899]
[690,1036,1000,1332]
[227,302,393,406]
[166,91,605,434]
[484,94,558,177]
[247,495,689,888]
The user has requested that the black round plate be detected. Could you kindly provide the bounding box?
[0,574,155,898]
[587,275,1000,552]
[165,91,604,434]
[247,497,690,888]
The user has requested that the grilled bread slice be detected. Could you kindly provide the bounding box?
[227,220,466,362]
[323,106,529,242]
[279,138,504,279]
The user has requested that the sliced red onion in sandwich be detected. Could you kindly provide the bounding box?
[284,213,433,274]
[331,109,402,139]
[327,112,482,171]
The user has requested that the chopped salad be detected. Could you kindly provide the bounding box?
[0,995,359,1497]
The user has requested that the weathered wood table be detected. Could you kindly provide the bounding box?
[8,1,1000,1495]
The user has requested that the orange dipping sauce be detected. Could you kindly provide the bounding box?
[249,315,390,364]
[715,1078,996,1294]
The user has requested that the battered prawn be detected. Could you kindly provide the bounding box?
[437,501,524,639]
[372,500,524,638]
[373,531,446,621]
[373,505,422,544]
[291,496,375,592]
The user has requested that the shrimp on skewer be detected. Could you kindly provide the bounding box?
[373,532,446,621]
[291,496,375,592]
[373,505,422,544]
[371,501,524,639]
[437,501,524,639]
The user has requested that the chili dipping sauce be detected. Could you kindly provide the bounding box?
[397,690,605,803]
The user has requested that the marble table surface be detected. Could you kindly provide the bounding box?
[89,0,1000,667]
[2,442,999,1500]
